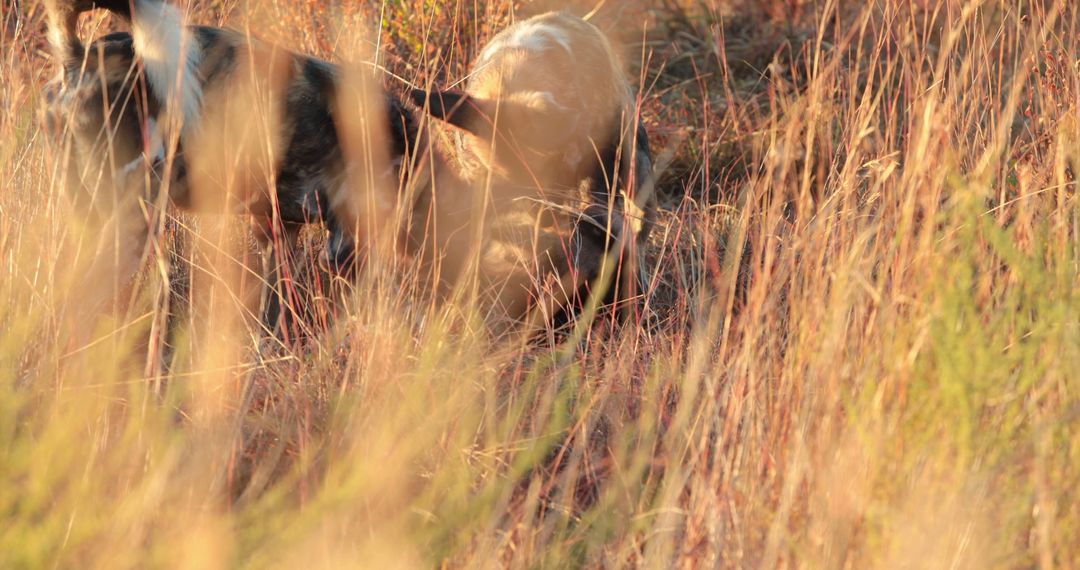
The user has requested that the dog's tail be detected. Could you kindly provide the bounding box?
[45,0,202,130]
[43,0,85,67]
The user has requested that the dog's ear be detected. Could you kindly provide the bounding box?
[411,88,495,137]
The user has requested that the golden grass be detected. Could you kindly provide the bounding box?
[2,0,1078,567]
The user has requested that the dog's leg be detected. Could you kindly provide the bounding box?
[257,221,303,344]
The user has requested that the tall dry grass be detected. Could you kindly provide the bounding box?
[1,0,1078,567]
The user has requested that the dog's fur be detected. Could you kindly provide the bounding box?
[43,0,419,271]
[411,12,656,314]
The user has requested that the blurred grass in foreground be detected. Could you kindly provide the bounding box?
[1,0,1078,567]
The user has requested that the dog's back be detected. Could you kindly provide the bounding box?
[457,13,652,224]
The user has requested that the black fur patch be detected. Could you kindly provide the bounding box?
[276,57,342,225]
[194,27,236,87]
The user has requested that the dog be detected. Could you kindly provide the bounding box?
[42,0,425,334]
[42,0,420,272]
[410,12,655,315]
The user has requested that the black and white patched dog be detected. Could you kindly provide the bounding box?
[43,0,419,272]
[410,12,656,313]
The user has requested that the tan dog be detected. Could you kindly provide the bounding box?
[411,12,655,317]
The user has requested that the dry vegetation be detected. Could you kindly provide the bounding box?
[2,0,1079,567]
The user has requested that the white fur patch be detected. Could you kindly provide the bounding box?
[145,117,166,163]
[131,0,202,132]
[479,21,572,62]
[118,155,145,178]
[519,90,560,111]
[47,25,70,58]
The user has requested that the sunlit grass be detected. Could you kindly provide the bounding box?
[1,0,1078,567]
